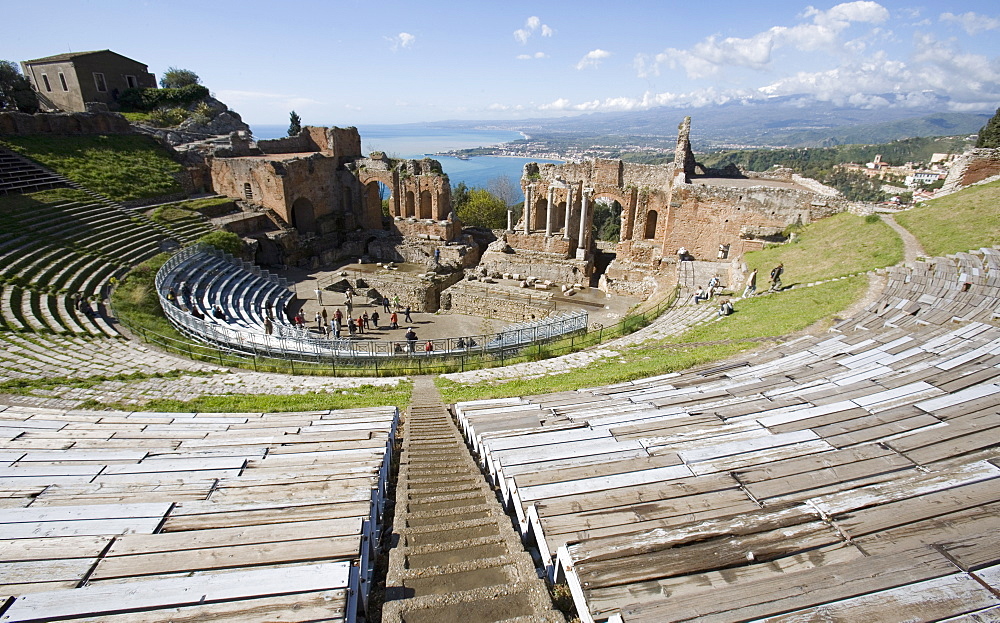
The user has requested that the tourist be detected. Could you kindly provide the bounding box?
[362,312,370,330]
[356,316,364,334]
[321,308,328,324]
[390,311,398,329]
[213,305,226,320]
[707,276,720,296]
[404,306,412,323]
[456,337,465,349]
[769,263,784,291]
[371,311,379,328]
[333,318,341,338]
[314,311,323,329]
[314,288,323,306]
[382,296,391,313]
[677,246,689,261]
[719,298,734,317]
[393,295,401,309]
[405,327,417,353]
[424,340,434,354]
[334,308,342,323]
[346,299,353,315]
[167,287,177,305]
[743,269,758,298]
[264,317,273,335]
[348,319,356,335]
[692,287,707,304]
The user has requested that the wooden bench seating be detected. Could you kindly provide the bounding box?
[0,403,397,622]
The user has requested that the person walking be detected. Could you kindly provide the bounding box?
[390,311,398,329]
[769,263,784,292]
[362,312,370,330]
[424,340,434,354]
[371,311,380,328]
[404,305,413,323]
[405,327,417,353]
[264,317,273,335]
[356,316,364,334]
[743,269,758,298]
[314,311,323,329]
[382,296,391,313]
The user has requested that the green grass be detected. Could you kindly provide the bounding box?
[150,205,198,224]
[438,276,867,403]
[0,369,216,396]
[89,381,413,413]
[742,212,903,285]
[895,180,1000,257]
[110,253,187,338]
[0,134,184,202]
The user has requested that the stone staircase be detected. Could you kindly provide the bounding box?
[382,377,565,623]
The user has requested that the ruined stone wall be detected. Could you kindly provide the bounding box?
[441,281,554,323]
[210,157,290,218]
[0,111,133,135]
[662,183,846,261]
[257,126,363,160]
[940,148,1000,194]
[361,272,459,313]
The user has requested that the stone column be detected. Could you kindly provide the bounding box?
[506,208,513,232]
[545,187,554,237]
[523,185,532,234]
[563,187,573,240]
[578,188,590,249]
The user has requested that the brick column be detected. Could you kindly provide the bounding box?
[523,185,532,234]
[563,187,573,240]
[545,186,554,237]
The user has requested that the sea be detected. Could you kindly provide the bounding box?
[251,124,560,204]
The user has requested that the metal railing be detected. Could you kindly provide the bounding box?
[155,245,589,362]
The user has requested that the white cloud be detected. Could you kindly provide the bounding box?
[387,32,415,51]
[940,11,1000,35]
[516,52,548,60]
[639,1,889,79]
[576,49,611,70]
[514,16,553,44]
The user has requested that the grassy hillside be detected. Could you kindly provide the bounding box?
[895,180,1000,257]
[742,212,903,285]
[0,134,184,202]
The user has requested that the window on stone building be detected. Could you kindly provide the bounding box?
[125,75,137,89]
[58,73,68,91]
[41,74,51,92]
[243,183,253,200]
[93,72,107,92]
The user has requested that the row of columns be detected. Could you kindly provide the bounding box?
[512,184,592,247]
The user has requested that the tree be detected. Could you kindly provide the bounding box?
[450,182,471,213]
[457,188,506,229]
[487,175,518,207]
[159,67,200,89]
[976,107,1000,148]
[592,198,622,241]
[288,110,302,136]
[0,60,39,113]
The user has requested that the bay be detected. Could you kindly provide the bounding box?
[250,123,560,203]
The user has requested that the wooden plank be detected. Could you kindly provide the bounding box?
[108,517,363,556]
[585,542,864,621]
[517,464,692,503]
[834,477,1000,538]
[0,558,95,584]
[757,574,999,623]
[740,453,914,501]
[511,454,683,489]
[59,589,348,623]
[1,561,352,622]
[0,502,170,523]
[89,534,362,580]
[574,518,840,591]
[0,517,164,539]
[162,500,372,531]
[0,535,111,562]
[617,546,956,623]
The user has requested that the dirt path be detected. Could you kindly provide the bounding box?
[882,213,926,264]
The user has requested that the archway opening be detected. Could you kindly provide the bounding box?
[592,197,622,242]
[291,197,317,234]
[644,210,658,239]
[419,190,433,220]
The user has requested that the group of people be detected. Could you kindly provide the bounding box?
[742,263,784,298]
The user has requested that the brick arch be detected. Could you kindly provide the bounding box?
[644,209,658,239]
[291,197,317,234]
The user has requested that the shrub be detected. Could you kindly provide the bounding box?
[197,230,244,256]
[146,107,188,128]
[119,84,210,112]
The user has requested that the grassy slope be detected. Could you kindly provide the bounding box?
[895,180,1000,257]
[0,134,184,202]
[742,212,903,285]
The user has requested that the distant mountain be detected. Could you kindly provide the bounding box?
[432,95,992,149]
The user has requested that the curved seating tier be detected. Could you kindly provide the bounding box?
[0,402,398,623]
[0,148,67,195]
[0,197,174,337]
[456,247,1000,623]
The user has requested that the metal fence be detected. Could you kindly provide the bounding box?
[154,245,590,362]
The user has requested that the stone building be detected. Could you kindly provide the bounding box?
[505,118,849,296]
[21,50,156,113]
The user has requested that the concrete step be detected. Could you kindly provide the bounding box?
[382,376,564,623]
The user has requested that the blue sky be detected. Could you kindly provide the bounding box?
[6,0,999,125]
